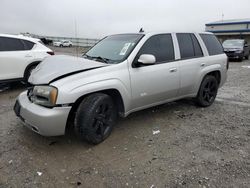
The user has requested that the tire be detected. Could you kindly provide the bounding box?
[24,64,37,83]
[74,93,117,144]
[238,57,243,62]
[69,44,72,47]
[60,44,63,47]
[245,55,249,60]
[196,75,218,107]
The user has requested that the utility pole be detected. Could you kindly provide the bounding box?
[222,13,224,21]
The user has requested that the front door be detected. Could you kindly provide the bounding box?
[128,34,180,110]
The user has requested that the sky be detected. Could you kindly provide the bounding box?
[0,0,249,39]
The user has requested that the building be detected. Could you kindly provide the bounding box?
[205,18,250,43]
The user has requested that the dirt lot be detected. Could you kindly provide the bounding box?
[0,49,250,188]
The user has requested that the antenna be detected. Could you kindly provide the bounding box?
[74,18,79,57]
[139,27,144,33]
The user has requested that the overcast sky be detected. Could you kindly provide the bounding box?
[0,0,249,39]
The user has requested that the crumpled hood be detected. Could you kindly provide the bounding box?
[29,55,107,84]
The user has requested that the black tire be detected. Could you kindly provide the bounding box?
[60,44,63,47]
[69,44,72,47]
[196,75,218,107]
[24,64,37,83]
[238,57,243,62]
[74,93,117,144]
[245,55,249,60]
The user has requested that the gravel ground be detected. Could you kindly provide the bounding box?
[0,51,250,187]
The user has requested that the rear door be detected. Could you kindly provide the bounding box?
[176,33,205,96]
[0,37,34,80]
[129,34,180,109]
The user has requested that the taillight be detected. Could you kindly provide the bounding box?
[47,51,55,55]
[226,57,229,69]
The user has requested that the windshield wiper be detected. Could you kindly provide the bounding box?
[83,55,110,64]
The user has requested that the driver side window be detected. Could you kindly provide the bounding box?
[135,34,175,65]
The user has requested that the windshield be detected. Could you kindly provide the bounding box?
[83,34,143,64]
[223,40,244,48]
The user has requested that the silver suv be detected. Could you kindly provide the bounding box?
[14,32,228,144]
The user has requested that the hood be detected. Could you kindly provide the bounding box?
[29,55,108,85]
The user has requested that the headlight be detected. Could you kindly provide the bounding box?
[31,86,58,107]
[235,50,243,53]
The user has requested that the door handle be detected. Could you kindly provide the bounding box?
[169,68,177,73]
[201,63,206,67]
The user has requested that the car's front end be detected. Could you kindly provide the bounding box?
[14,87,71,136]
[14,33,144,138]
[14,55,109,136]
[224,48,244,60]
[223,39,244,61]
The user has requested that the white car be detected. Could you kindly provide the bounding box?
[0,34,54,83]
[53,40,73,47]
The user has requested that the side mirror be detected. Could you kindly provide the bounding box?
[138,54,156,65]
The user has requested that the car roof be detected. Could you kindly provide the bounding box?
[110,31,213,37]
[0,33,40,43]
[144,31,213,35]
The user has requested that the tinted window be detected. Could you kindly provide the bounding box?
[191,34,203,57]
[0,37,25,51]
[136,34,174,63]
[177,33,194,59]
[200,34,224,55]
[22,40,35,50]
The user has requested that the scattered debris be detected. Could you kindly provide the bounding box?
[37,171,42,176]
[150,185,155,188]
[153,130,160,135]
[242,66,250,68]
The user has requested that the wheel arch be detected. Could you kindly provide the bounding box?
[195,67,222,96]
[206,70,221,85]
[23,61,41,79]
[65,89,125,132]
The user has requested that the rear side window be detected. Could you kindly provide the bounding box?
[22,39,35,50]
[200,34,224,55]
[0,37,25,51]
[177,33,203,59]
[191,34,203,57]
[136,34,175,63]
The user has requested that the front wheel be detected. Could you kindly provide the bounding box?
[74,93,117,144]
[196,75,218,107]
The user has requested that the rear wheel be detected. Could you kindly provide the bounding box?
[196,75,218,107]
[245,54,249,60]
[60,44,63,47]
[74,93,117,144]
